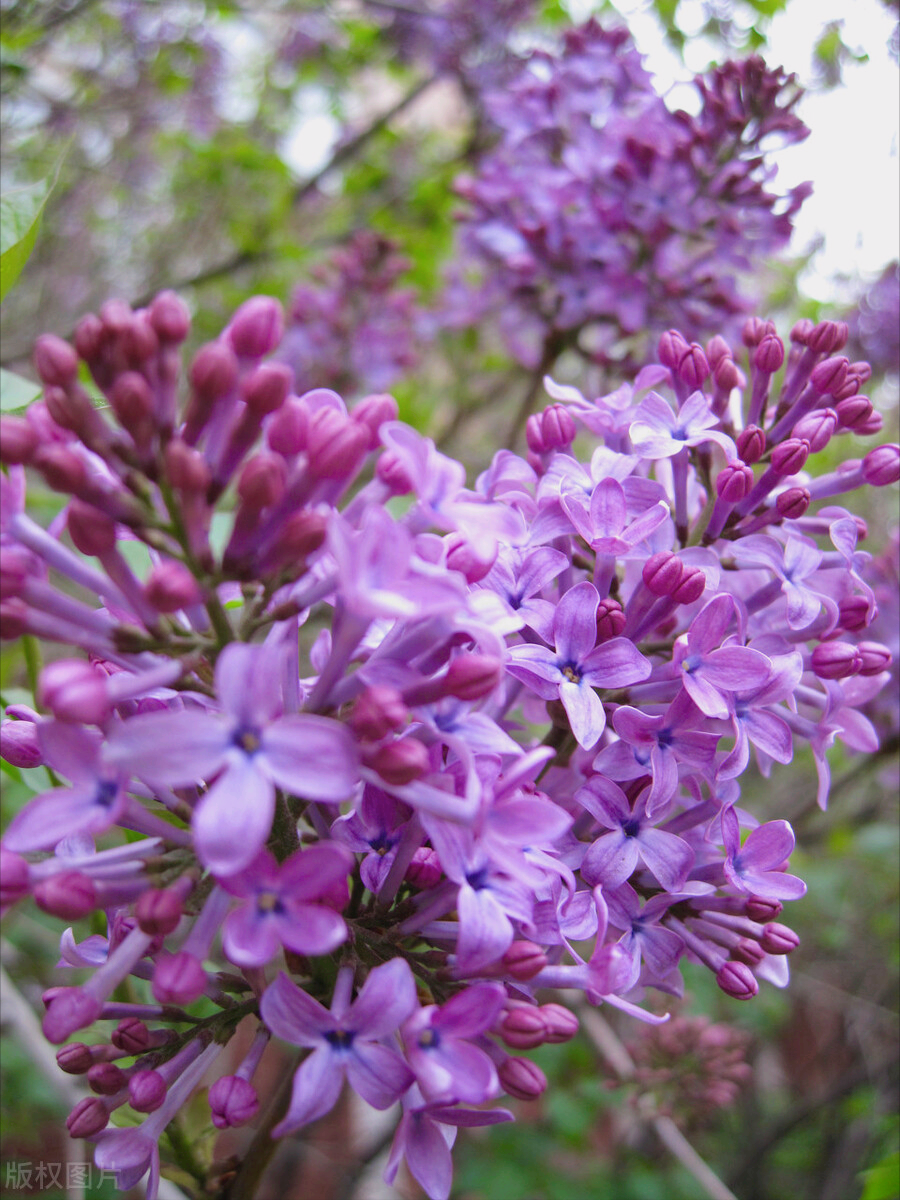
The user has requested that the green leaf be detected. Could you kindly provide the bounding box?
[0,367,41,412]
[861,1151,900,1200]
[0,177,50,303]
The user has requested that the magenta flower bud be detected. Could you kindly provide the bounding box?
[775,487,810,519]
[807,320,847,354]
[241,361,293,415]
[237,453,286,510]
[856,412,884,436]
[306,410,369,481]
[404,847,442,890]
[790,318,815,345]
[350,686,408,741]
[672,565,706,605]
[266,397,309,455]
[33,444,87,494]
[715,961,759,1001]
[714,357,741,392]
[73,312,104,361]
[367,738,430,785]
[857,641,892,676]
[0,546,30,601]
[706,335,732,366]
[88,1062,128,1095]
[353,393,399,450]
[658,329,688,369]
[792,409,836,453]
[760,923,800,955]
[678,343,710,390]
[227,296,284,359]
[540,1003,579,1043]
[56,1043,94,1075]
[0,415,39,464]
[152,951,207,1005]
[810,356,848,396]
[527,404,577,453]
[838,595,872,632]
[745,897,783,922]
[445,533,496,584]
[136,888,183,937]
[269,509,329,563]
[40,659,109,724]
[595,597,626,642]
[737,424,766,465]
[129,1069,167,1114]
[43,988,102,1043]
[100,298,133,335]
[754,334,784,373]
[498,1056,548,1100]
[445,653,504,701]
[811,641,862,680]
[716,463,754,503]
[67,500,117,556]
[1,719,41,768]
[165,440,211,492]
[148,291,190,343]
[771,438,809,476]
[34,871,97,920]
[732,938,765,967]
[0,849,29,908]
[500,1006,548,1049]
[112,1018,152,1054]
[209,1075,260,1129]
[376,449,415,495]
[836,395,873,430]
[66,1096,109,1139]
[144,561,201,613]
[502,941,548,982]
[189,341,239,401]
[642,551,684,597]
[111,371,154,428]
[1,600,29,640]
[33,334,79,387]
[742,317,774,347]
[862,444,900,486]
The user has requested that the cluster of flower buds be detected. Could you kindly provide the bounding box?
[0,291,895,1200]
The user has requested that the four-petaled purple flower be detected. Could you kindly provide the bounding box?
[675,594,771,720]
[721,805,806,901]
[402,982,505,1104]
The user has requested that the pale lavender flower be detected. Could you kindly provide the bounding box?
[402,982,505,1103]
[721,805,806,901]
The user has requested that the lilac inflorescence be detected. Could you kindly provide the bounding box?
[0,291,895,1200]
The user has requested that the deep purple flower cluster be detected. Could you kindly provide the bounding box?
[0,293,896,1200]
[448,21,811,367]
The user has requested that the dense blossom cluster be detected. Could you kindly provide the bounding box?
[449,22,811,367]
[0,290,896,1200]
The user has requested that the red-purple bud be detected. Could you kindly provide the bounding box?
[501,941,547,982]
[790,318,814,345]
[56,1043,94,1075]
[0,599,29,640]
[376,450,415,494]
[445,533,496,584]
[706,335,732,366]
[745,896,782,922]
[811,641,862,680]
[732,938,765,967]
[678,343,710,390]
[672,565,706,605]
[269,509,328,563]
[857,641,892,676]
[43,988,102,1043]
[405,847,442,890]
[856,411,884,436]
[209,1075,260,1129]
[350,686,408,741]
[714,357,741,392]
[792,409,836,453]
[716,463,754,503]
[148,291,190,344]
[34,871,97,920]
[40,659,110,724]
[742,317,775,348]
[267,397,309,455]
[33,444,87,494]
[862,444,900,486]
[838,595,872,632]
[136,888,183,936]
[306,409,369,480]
[33,334,79,387]
[144,561,201,613]
[444,654,503,701]
[152,951,207,1005]
[771,438,809,476]
[237,453,286,510]
[353,393,399,450]
[189,341,239,401]
[500,1006,547,1049]
[540,1003,579,1043]
[1,719,41,768]
[165,439,211,492]
[737,424,766,465]
[112,1018,152,1054]
[73,312,104,362]
[67,500,117,556]
[775,487,810,519]
[88,1062,128,1095]
[241,361,293,415]
[0,415,38,464]
[129,1069,167,1114]
[760,923,800,955]
[835,395,873,430]
[715,960,759,1000]
[0,849,29,908]
[111,371,154,430]
[498,1056,547,1100]
[366,738,430,785]
[595,597,626,642]
[527,404,577,453]
[227,296,284,359]
[810,356,849,396]
[658,329,689,370]
[754,334,784,373]
[807,320,848,354]
[643,551,684,597]
[66,1096,109,1138]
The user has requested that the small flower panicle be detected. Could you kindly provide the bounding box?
[0,289,894,1200]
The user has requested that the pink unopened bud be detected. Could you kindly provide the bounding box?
[367,738,430,785]
[810,356,848,396]
[66,1096,109,1138]
[862,444,900,486]
[715,960,758,1000]
[595,597,626,642]
[129,1069,167,1114]
[40,659,110,724]
[838,595,872,632]
[811,641,861,680]
[706,335,732,366]
[807,320,847,355]
[732,938,765,967]
[228,296,284,359]
[1,719,41,768]
[792,409,836,453]
[742,317,774,347]
[43,988,102,1043]
[857,641,892,676]
[405,847,442,890]
[714,357,741,392]
[111,371,154,430]
[267,397,309,455]
[716,463,754,503]
[501,941,547,982]
[856,411,884,436]
[501,1006,548,1049]
[1,599,29,640]
[775,487,810,519]
[754,334,784,373]
[353,393,399,450]
[148,291,190,343]
[34,444,87,494]
[0,415,39,464]
[771,438,809,476]
[444,654,503,701]
[527,404,577,453]
[350,686,408,742]
[540,1003,579,1043]
[790,318,815,345]
[165,440,211,492]
[673,565,706,605]
[67,500,117,556]
[189,341,239,401]
[0,849,29,908]
[306,409,369,481]
[760,923,800,955]
[376,450,415,494]
[678,343,710,390]
[643,551,683,597]
[34,334,79,387]
[241,361,293,415]
[836,395,873,430]
[658,329,689,369]
[445,533,496,584]
[745,896,782,922]
[237,453,286,510]
[34,871,97,920]
[112,1018,152,1054]
[209,1075,260,1129]
[56,1043,94,1075]
[73,312,104,362]
[144,561,201,613]
[136,888,183,936]
[498,1056,548,1100]
[737,424,766,465]
[88,1062,128,1095]
[152,951,207,1005]
[268,509,328,565]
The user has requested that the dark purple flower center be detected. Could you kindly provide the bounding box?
[622,817,641,838]
[233,727,262,755]
[683,654,702,674]
[417,1027,440,1050]
[256,890,284,915]
[95,779,119,808]
[466,867,490,891]
[561,663,581,683]
[325,1028,355,1050]
[369,831,396,857]
[657,728,673,749]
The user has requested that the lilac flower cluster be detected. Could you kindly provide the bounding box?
[449,21,811,367]
[0,293,896,1200]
